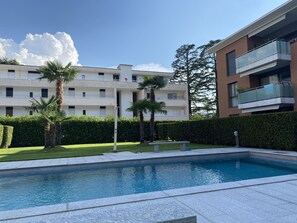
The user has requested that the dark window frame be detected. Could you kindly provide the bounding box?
[6,87,13,97]
[6,107,13,117]
[41,89,48,98]
[228,82,238,108]
[226,50,236,76]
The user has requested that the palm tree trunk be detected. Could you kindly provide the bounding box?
[139,111,144,143]
[56,80,63,145]
[150,89,155,142]
[44,121,50,149]
[50,124,56,148]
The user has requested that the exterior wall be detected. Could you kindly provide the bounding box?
[0,64,189,120]
[216,36,249,117]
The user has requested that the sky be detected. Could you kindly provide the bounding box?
[0,0,289,71]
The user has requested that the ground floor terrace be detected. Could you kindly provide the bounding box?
[1,148,297,222]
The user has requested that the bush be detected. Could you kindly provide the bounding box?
[157,112,297,151]
[1,125,14,148]
[0,125,3,146]
[0,116,44,147]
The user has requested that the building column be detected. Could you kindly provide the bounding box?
[290,41,297,111]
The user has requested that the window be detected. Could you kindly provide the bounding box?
[8,70,15,79]
[132,75,137,82]
[82,92,86,97]
[28,71,40,80]
[29,110,33,115]
[68,88,75,97]
[6,107,13,117]
[226,51,236,76]
[113,74,119,81]
[100,106,106,116]
[83,110,86,115]
[99,89,106,97]
[82,75,85,80]
[168,93,177,100]
[98,73,104,79]
[147,93,151,99]
[68,106,75,116]
[228,82,238,107]
[6,88,13,97]
[41,89,48,98]
[29,92,33,98]
[28,71,40,74]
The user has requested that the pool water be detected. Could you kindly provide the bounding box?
[0,158,296,211]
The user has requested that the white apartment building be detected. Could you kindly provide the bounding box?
[0,64,189,120]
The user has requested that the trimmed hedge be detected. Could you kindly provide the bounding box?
[0,115,171,147]
[1,125,14,148]
[157,112,297,151]
[0,125,3,146]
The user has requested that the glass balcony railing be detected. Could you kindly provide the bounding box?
[238,83,294,104]
[236,40,291,69]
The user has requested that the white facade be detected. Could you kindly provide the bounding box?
[0,64,189,120]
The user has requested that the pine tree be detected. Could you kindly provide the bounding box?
[171,40,220,117]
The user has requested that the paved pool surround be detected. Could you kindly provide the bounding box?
[1,148,297,223]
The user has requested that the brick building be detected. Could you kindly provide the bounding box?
[209,0,297,117]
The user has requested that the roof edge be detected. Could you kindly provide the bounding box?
[208,0,296,53]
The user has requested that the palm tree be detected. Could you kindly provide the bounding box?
[27,96,58,149]
[138,76,167,141]
[44,110,68,148]
[37,60,77,145]
[126,99,151,143]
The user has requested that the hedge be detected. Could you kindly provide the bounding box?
[0,125,3,146]
[1,125,14,148]
[157,112,297,151]
[0,115,171,147]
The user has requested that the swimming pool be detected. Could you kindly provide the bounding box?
[0,156,296,211]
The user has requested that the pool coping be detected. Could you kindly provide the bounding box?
[1,147,297,221]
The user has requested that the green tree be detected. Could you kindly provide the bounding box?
[194,40,220,116]
[171,40,220,117]
[27,96,58,149]
[171,44,198,115]
[138,76,167,142]
[126,99,151,143]
[37,61,77,145]
[0,57,20,65]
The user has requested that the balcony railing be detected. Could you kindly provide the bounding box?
[236,40,291,70]
[238,83,294,105]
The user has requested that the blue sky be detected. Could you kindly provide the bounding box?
[0,0,289,70]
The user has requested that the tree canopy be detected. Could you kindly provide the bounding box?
[171,40,220,117]
[0,57,20,65]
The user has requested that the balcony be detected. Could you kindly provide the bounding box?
[64,96,115,106]
[236,41,291,77]
[238,83,294,113]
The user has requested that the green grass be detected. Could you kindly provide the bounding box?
[0,142,227,162]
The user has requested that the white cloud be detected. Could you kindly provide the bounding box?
[0,32,79,66]
[133,63,172,72]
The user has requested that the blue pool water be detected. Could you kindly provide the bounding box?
[0,158,296,211]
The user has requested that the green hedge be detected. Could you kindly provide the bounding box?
[1,125,14,148]
[0,125,3,146]
[157,112,297,151]
[0,116,170,147]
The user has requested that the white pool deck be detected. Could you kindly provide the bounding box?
[1,147,297,222]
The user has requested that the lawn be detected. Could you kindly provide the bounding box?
[0,142,227,162]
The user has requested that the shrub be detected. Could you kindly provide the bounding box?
[0,125,3,146]
[1,125,14,148]
[157,112,297,151]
